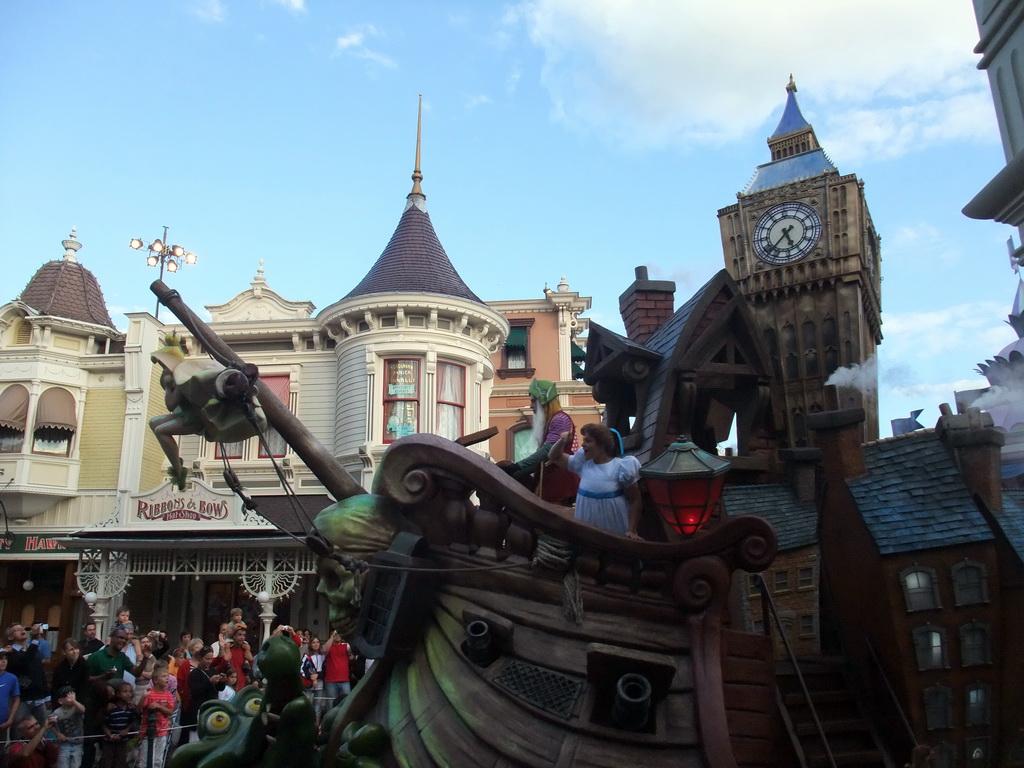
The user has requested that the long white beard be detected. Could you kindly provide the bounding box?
[530,400,547,449]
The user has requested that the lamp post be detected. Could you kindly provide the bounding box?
[639,437,730,536]
[129,226,197,319]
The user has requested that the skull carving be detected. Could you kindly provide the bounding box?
[312,494,406,640]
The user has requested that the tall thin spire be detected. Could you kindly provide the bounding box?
[410,94,424,198]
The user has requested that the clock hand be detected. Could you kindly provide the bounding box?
[774,225,795,248]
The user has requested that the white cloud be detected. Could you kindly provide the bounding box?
[882,302,1014,361]
[193,0,226,23]
[885,222,964,268]
[270,0,306,11]
[332,25,396,69]
[509,0,991,156]
[465,94,493,109]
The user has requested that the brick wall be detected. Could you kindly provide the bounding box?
[618,266,675,343]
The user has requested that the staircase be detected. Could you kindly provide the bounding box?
[776,657,894,768]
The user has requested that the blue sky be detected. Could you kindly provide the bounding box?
[0,0,1016,437]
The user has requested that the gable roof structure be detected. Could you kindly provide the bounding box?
[586,270,774,464]
[723,484,817,551]
[847,430,995,556]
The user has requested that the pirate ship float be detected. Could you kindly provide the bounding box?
[152,280,784,768]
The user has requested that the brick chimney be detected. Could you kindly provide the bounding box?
[936,404,1004,510]
[619,266,675,343]
[805,408,867,481]
[779,447,822,502]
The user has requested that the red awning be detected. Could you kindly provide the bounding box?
[34,388,77,431]
[0,384,29,430]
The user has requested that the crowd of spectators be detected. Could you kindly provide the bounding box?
[0,606,360,768]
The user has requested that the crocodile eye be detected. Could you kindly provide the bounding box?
[244,696,262,715]
[203,709,232,734]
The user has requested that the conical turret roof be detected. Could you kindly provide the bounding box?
[770,75,811,138]
[19,229,115,328]
[342,97,483,305]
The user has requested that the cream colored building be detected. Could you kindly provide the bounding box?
[0,156,596,644]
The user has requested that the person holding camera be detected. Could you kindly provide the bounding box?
[5,624,49,725]
[183,648,225,743]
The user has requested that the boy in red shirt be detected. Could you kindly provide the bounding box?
[137,669,174,768]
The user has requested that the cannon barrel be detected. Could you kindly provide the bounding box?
[151,280,366,501]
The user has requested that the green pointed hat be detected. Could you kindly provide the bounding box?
[528,378,558,405]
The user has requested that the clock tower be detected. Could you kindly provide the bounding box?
[717,77,882,446]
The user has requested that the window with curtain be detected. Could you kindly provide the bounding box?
[913,625,947,670]
[924,686,952,729]
[32,387,76,456]
[901,566,940,611]
[0,384,29,453]
[504,327,529,370]
[436,362,465,441]
[952,561,987,605]
[966,684,990,725]
[961,622,991,667]
[258,375,291,458]
[384,359,419,443]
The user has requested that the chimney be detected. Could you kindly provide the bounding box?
[805,408,867,481]
[779,447,822,502]
[619,266,676,343]
[936,404,1004,510]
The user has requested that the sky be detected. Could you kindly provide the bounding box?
[0,0,1018,438]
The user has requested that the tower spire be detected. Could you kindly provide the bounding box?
[410,94,424,198]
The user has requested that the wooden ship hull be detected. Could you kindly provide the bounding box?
[152,281,786,768]
[331,436,783,768]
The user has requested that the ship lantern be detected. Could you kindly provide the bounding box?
[639,437,729,536]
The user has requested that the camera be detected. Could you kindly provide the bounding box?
[39,624,48,632]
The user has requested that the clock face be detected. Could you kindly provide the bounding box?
[753,202,822,264]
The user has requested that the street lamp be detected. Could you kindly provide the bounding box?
[129,226,197,318]
[639,436,730,536]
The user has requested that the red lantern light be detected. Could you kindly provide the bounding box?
[640,437,730,536]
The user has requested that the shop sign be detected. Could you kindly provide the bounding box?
[0,535,69,555]
[131,480,239,525]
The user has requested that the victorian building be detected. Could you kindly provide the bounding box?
[0,109,599,645]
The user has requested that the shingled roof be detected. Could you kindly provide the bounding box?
[723,484,818,551]
[990,489,1024,567]
[20,257,115,329]
[847,430,994,556]
[342,197,482,304]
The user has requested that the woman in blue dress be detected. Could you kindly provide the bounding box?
[549,423,643,540]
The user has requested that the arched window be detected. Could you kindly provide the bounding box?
[924,685,952,730]
[901,565,940,611]
[913,625,947,670]
[966,683,991,725]
[931,742,955,768]
[952,561,988,605]
[33,387,77,456]
[0,384,29,453]
[436,362,465,442]
[960,622,991,666]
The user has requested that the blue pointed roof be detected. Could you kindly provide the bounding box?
[770,78,811,138]
[743,151,837,194]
